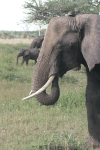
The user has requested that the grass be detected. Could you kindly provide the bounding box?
[0,42,94,150]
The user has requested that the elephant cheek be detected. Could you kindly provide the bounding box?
[49,61,59,77]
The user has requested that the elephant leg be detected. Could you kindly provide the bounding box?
[35,60,37,64]
[26,60,29,66]
[24,55,30,66]
[84,136,99,149]
[21,58,25,65]
[84,73,100,149]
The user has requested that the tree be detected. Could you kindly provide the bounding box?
[17,20,32,31]
[23,0,100,25]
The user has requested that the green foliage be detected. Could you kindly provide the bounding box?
[23,0,100,24]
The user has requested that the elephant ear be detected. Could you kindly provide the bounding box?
[81,15,100,71]
[24,49,29,57]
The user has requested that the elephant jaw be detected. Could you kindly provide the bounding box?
[22,75,55,100]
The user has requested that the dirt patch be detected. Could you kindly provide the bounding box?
[0,38,33,44]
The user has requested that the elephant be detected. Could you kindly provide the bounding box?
[16,48,40,65]
[30,35,44,49]
[22,13,100,149]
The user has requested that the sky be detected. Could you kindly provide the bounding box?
[0,0,42,31]
[1,0,99,31]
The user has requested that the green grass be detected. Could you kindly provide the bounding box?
[0,44,93,150]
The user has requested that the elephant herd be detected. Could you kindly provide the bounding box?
[22,12,100,149]
[16,35,44,66]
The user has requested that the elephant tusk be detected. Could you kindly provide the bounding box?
[29,90,33,95]
[22,75,55,100]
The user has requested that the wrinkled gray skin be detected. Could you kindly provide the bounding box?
[16,48,40,65]
[30,35,44,49]
[27,14,100,149]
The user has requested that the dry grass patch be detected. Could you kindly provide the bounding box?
[0,38,33,44]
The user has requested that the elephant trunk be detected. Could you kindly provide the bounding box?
[16,53,23,65]
[16,55,21,65]
[22,58,60,105]
[23,75,60,105]
[22,40,60,105]
[32,75,60,105]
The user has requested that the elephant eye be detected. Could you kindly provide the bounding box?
[56,44,61,49]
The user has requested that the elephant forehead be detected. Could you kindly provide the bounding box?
[53,17,78,32]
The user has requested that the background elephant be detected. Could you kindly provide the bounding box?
[23,13,100,149]
[72,65,81,71]
[30,35,44,49]
[16,48,40,65]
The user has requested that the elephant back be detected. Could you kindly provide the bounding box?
[30,35,44,48]
[29,48,40,60]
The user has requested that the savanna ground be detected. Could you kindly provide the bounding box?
[0,39,98,150]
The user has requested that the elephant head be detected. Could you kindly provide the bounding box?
[17,49,23,65]
[22,14,100,105]
[17,49,29,65]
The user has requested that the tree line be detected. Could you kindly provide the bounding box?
[0,30,45,39]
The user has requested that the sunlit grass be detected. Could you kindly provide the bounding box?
[0,43,90,150]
